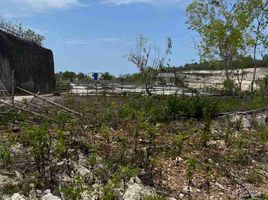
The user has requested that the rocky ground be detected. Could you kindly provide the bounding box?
[0,96,268,200]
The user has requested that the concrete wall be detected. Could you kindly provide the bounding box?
[177,68,268,91]
[0,29,55,93]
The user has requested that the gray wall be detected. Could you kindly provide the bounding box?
[0,30,55,93]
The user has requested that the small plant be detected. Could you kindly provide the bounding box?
[231,148,251,166]
[55,130,67,159]
[224,124,234,148]
[0,183,20,196]
[256,127,268,144]
[186,157,197,186]
[101,125,111,145]
[246,170,262,186]
[0,144,11,166]
[21,125,52,181]
[87,152,98,170]
[117,136,128,164]
[171,134,188,156]
[223,80,237,96]
[202,163,215,193]
[117,166,140,189]
[100,178,120,200]
[61,176,87,200]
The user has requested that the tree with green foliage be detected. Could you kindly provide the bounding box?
[102,72,114,81]
[238,0,268,92]
[76,72,86,82]
[186,0,248,80]
[62,71,76,82]
[256,74,268,103]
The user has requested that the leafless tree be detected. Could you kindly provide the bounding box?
[127,35,172,95]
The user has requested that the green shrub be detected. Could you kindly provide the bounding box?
[231,149,251,166]
[165,96,219,120]
[171,134,188,156]
[223,80,237,95]
[61,176,87,200]
[165,96,187,120]
[0,183,20,195]
[246,170,262,186]
[186,157,197,185]
[0,144,11,166]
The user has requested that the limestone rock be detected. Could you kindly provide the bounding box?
[15,170,24,182]
[179,193,184,199]
[230,114,251,129]
[11,144,24,155]
[255,113,266,126]
[11,194,26,200]
[181,186,192,195]
[0,174,14,186]
[81,191,92,200]
[74,164,91,177]
[123,177,156,200]
[41,193,61,200]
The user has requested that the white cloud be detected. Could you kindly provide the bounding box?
[8,0,84,9]
[102,0,184,6]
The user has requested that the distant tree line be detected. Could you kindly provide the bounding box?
[55,71,115,83]
[0,14,45,46]
[176,55,268,71]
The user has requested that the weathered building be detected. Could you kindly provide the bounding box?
[157,73,176,86]
[0,29,55,93]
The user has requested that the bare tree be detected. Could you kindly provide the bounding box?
[0,14,5,25]
[127,35,172,95]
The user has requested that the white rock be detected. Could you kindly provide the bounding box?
[255,114,266,126]
[181,186,192,195]
[11,193,26,200]
[179,193,184,199]
[175,157,183,165]
[123,181,155,200]
[43,189,51,195]
[241,116,251,129]
[41,193,61,200]
[74,164,91,177]
[15,170,24,182]
[215,182,225,190]
[0,174,14,186]
[78,153,87,165]
[81,191,92,200]
[11,144,24,155]
[29,188,37,199]
[128,177,142,185]
[230,115,251,129]
[36,190,42,195]
[2,195,11,200]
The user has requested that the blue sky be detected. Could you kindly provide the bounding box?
[0,0,199,75]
